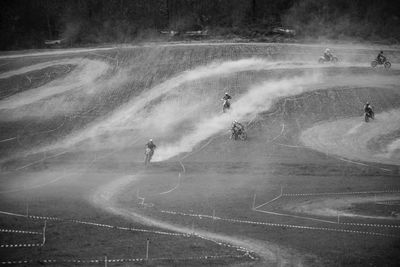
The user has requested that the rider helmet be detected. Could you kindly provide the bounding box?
[325,48,330,53]
[380,51,383,53]
[225,92,229,95]
[149,139,153,142]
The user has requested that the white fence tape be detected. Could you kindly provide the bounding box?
[341,222,400,229]
[282,189,400,197]
[160,210,399,238]
[0,229,41,235]
[0,209,255,258]
[0,210,185,237]
[0,243,43,248]
[1,253,252,265]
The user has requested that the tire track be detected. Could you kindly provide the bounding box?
[91,174,304,266]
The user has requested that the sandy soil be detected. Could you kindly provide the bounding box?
[90,174,296,266]
[284,195,400,219]
[301,111,400,166]
[1,42,400,266]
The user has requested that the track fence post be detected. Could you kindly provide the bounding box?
[104,256,107,267]
[42,220,47,246]
[252,193,256,210]
[25,197,29,217]
[146,238,149,260]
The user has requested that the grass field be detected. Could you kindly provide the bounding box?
[0,43,400,266]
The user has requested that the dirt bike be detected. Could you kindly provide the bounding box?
[364,110,374,122]
[144,148,154,165]
[371,58,391,69]
[222,99,231,113]
[318,55,338,64]
[231,128,247,140]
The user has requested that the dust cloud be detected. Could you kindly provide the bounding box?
[301,110,400,165]
[0,58,109,119]
[26,56,399,164]
[154,73,321,161]
[385,138,400,157]
[40,58,329,159]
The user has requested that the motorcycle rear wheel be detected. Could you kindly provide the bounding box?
[223,104,230,113]
[239,132,247,140]
[144,150,153,165]
[384,62,391,69]
[144,154,150,165]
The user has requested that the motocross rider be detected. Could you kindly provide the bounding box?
[222,92,232,112]
[364,102,373,116]
[145,139,156,160]
[324,48,332,61]
[377,51,386,63]
[231,120,244,137]
[222,92,232,101]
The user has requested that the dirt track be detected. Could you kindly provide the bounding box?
[301,111,400,166]
[1,43,400,266]
[91,174,289,266]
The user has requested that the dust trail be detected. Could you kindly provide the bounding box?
[385,138,400,157]
[0,59,108,111]
[285,195,400,220]
[33,59,322,152]
[154,74,321,161]
[0,59,79,79]
[301,110,400,165]
[79,59,321,128]
[346,122,364,135]
[152,70,400,161]
[42,59,307,148]
[91,174,302,266]
[43,61,341,144]
[33,58,399,160]
[0,47,116,60]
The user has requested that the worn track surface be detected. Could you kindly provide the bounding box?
[0,43,400,266]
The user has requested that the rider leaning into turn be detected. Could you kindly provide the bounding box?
[222,92,232,112]
[324,48,332,61]
[232,120,244,134]
[222,92,232,101]
[377,51,386,63]
[364,102,373,114]
[144,139,156,164]
[146,139,156,151]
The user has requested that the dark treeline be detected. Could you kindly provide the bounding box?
[1,0,399,50]
[286,0,400,41]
